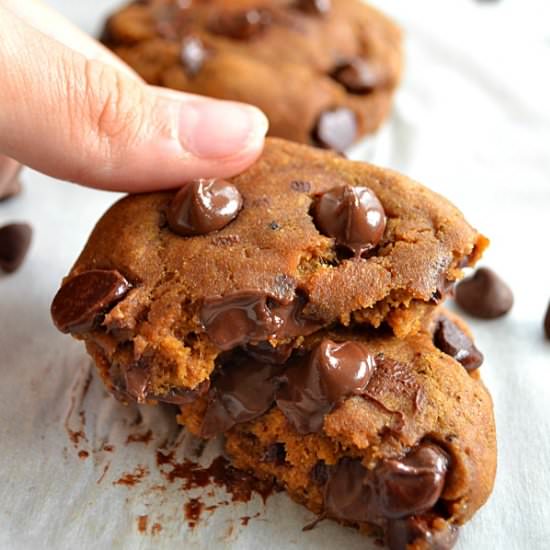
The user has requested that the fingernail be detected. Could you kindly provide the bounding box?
[179,100,268,159]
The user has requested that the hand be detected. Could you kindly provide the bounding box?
[0,0,268,192]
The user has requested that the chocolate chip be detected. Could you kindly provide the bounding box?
[269,221,280,231]
[290,180,311,193]
[181,35,206,77]
[167,179,243,237]
[200,358,282,438]
[200,291,319,351]
[263,443,286,465]
[544,302,550,340]
[276,339,377,434]
[433,317,484,371]
[386,516,459,550]
[331,58,385,95]
[0,223,32,273]
[455,267,513,319]
[295,0,331,15]
[51,270,131,334]
[323,443,449,525]
[312,185,386,256]
[312,108,357,152]
[208,9,271,40]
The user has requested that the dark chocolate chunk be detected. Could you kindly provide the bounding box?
[167,179,243,237]
[51,269,131,334]
[276,339,376,434]
[545,302,550,340]
[312,185,386,256]
[312,108,357,152]
[455,267,513,319]
[433,317,484,371]
[323,443,449,524]
[181,35,206,77]
[243,340,295,365]
[373,444,449,519]
[208,9,271,40]
[331,58,385,95]
[0,223,32,273]
[295,0,331,15]
[386,516,459,550]
[200,291,320,351]
[200,358,281,438]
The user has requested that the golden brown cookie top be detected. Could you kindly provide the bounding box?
[52,138,488,393]
[102,0,402,149]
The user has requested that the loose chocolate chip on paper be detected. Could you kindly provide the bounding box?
[51,269,131,334]
[433,316,484,371]
[312,107,357,152]
[0,223,32,273]
[455,267,513,319]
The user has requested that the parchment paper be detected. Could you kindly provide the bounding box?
[1,1,550,548]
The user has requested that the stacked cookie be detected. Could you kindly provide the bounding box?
[100,0,402,152]
[51,139,496,550]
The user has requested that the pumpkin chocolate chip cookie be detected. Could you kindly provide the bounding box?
[51,138,488,404]
[101,0,403,151]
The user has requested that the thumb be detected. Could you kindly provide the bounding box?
[0,6,268,192]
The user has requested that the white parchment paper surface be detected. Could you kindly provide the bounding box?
[1,1,550,548]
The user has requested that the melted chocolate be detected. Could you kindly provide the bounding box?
[200,290,320,351]
[386,516,459,550]
[167,179,243,237]
[312,185,386,256]
[51,270,131,334]
[200,357,282,438]
[323,443,449,525]
[433,317,484,371]
[276,339,377,434]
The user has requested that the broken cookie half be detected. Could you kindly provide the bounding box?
[179,309,495,550]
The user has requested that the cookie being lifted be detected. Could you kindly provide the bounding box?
[101,0,402,151]
[51,138,488,404]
